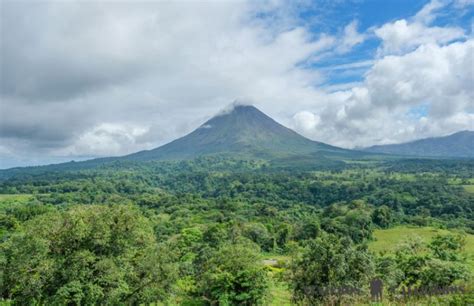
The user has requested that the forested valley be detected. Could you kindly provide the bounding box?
[1,157,473,305]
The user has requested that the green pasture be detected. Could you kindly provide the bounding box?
[370,226,474,272]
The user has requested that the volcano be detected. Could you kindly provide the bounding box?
[124,104,348,161]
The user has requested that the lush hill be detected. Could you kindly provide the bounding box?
[124,104,349,161]
[363,130,474,158]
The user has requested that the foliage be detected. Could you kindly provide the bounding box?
[375,234,470,292]
[0,157,472,304]
[197,242,269,305]
[289,234,374,303]
[0,205,177,304]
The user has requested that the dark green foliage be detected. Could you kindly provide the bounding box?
[321,201,373,243]
[372,205,393,228]
[289,234,374,303]
[197,242,269,305]
[0,155,472,304]
[0,205,177,304]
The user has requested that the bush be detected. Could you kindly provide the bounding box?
[198,242,269,305]
[289,233,374,304]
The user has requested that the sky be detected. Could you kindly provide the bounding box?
[0,0,473,168]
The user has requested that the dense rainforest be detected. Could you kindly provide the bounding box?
[0,157,473,305]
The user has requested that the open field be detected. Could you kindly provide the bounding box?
[370,226,474,272]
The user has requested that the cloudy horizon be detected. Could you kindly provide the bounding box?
[1,0,473,168]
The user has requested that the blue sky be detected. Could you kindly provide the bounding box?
[1,0,473,168]
[292,0,473,85]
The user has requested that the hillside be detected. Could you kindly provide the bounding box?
[363,130,474,158]
[124,104,348,161]
[0,104,363,177]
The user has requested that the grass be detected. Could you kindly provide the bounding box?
[462,185,474,194]
[370,226,474,272]
[446,177,474,194]
[266,281,292,306]
[263,226,474,305]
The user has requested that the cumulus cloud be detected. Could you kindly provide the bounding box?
[375,20,465,55]
[0,0,473,167]
[292,111,321,131]
[373,0,467,56]
[1,0,337,166]
[54,123,150,157]
[294,39,474,148]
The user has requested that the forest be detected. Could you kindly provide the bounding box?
[0,157,473,305]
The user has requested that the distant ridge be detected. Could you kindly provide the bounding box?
[124,104,348,161]
[363,130,474,158]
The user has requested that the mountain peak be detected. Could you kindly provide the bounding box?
[214,102,260,117]
[125,104,344,161]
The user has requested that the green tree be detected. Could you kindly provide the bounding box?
[198,242,269,305]
[382,234,471,290]
[290,234,374,303]
[0,205,177,304]
[372,205,393,228]
[242,222,273,251]
[429,234,465,261]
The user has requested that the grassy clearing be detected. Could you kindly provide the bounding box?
[370,226,474,273]
[266,282,292,306]
[263,253,292,305]
[370,226,452,253]
[462,185,474,194]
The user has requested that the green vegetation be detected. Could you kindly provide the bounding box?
[370,226,473,253]
[463,185,474,194]
[1,205,177,304]
[371,226,474,273]
[0,157,473,304]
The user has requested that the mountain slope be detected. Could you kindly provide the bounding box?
[0,104,362,177]
[363,131,474,158]
[125,104,347,161]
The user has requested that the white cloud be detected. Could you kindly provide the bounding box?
[55,123,150,157]
[373,0,466,55]
[336,20,367,53]
[292,111,321,131]
[1,1,333,161]
[413,0,446,24]
[0,0,473,167]
[321,60,374,71]
[294,39,474,148]
[375,19,465,55]
[453,0,474,8]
